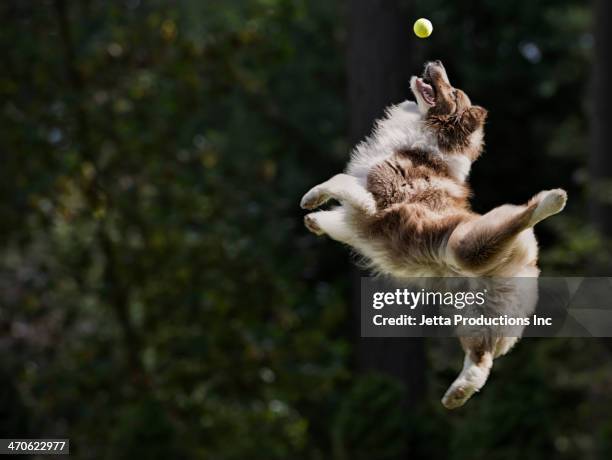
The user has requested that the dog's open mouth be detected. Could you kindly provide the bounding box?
[415,76,436,106]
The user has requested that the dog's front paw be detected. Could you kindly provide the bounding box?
[304,213,325,236]
[300,187,329,210]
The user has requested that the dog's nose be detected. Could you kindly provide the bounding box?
[426,60,443,70]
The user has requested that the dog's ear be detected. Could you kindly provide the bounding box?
[463,106,488,132]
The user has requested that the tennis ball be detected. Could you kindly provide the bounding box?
[413,18,433,38]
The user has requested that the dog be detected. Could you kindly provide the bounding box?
[300,61,567,408]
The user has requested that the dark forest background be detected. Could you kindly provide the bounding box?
[1,0,612,459]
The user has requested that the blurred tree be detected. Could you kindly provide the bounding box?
[347,0,427,413]
[591,0,612,272]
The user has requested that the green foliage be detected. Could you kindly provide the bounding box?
[109,399,188,460]
[332,374,409,460]
[1,0,349,457]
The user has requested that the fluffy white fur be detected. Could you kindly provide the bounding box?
[300,65,567,408]
[302,99,488,279]
[346,100,475,183]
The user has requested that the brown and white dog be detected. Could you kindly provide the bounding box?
[300,61,567,408]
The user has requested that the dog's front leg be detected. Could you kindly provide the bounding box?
[300,174,377,215]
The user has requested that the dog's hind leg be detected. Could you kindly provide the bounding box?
[447,189,566,274]
[442,337,495,409]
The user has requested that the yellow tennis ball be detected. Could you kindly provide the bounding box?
[413,18,433,38]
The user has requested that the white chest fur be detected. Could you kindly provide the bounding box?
[345,100,472,183]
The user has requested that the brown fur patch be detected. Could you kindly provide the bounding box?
[362,146,475,273]
[460,336,496,365]
[422,62,487,158]
[364,204,469,270]
[366,148,470,211]
[395,147,450,175]
[453,203,536,271]
[426,107,487,159]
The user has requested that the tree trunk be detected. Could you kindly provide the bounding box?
[591,0,612,262]
[591,0,612,358]
[347,0,427,404]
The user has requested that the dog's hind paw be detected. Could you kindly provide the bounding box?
[529,188,567,226]
[441,383,476,410]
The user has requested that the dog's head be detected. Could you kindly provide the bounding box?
[410,61,487,159]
